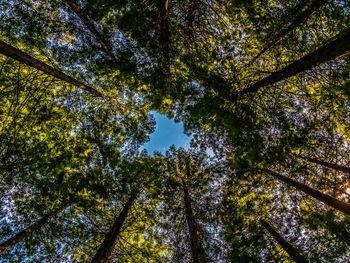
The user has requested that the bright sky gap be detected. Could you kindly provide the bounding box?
[142,112,191,154]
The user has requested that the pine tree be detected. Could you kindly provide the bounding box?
[0,202,68,255]
[0,41,122,106]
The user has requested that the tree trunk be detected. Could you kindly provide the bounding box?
[0,41,123,107]
[90,191,138,263]
[261,220,308,263]
[248,0,325,66]
[65,0,116,60]
[298,155,350,174]
[241,28,350,94]
[183,185,207,263]
[0,204,67,255]
[157,0,170,72]
[263,169,350,216]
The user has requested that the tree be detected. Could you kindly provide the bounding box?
[0,41,122,106]
[83,153,168,262]
[91,190,138,263]
[297,155,350,174]
[262,169,350,216]
[260,220,308,263]
[182,181,207,263]
[241,28,350,94]
[0,201,68,255]
[65,0,116,60]
[156,0,170,72]
[248,0,326,66]
[151,147,228,262]
[221,175,310,262]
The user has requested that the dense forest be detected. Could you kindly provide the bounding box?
[0,0,349,262]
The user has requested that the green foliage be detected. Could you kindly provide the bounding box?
[1,0,350,261]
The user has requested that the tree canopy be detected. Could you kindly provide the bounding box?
[0,0,349,262]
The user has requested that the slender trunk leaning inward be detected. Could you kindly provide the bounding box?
[262,169,350,216]
[261,220,308,263]
[0,41,123,108]
[0,204,68,255]
[90,191,138,263]
[183,184,207,263]
[248,0,326,66]
[241,28,350,95]
[298,155,350,174]
[65,0,116,60]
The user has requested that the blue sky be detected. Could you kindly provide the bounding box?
[142,112,191,154]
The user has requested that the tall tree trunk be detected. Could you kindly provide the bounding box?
[298,155,350,174]
[90,191,138,263]
[241,28,350,95]
[183,185,206,263]
[0,204,67,255]
[0,41,123,107]
[248,0,325,66]
[262,169,350,216]
[261,220,308,263]
[65,0,116,60]
[157,0,170,72]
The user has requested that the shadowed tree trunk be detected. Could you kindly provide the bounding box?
[0,41,123,107]
[183,184,207,263]
[262,169,350,216]
[261,220,308,263]
[0,204,68,255]
[157,0,170,72]
[249,0,325,66]
[90,191,138,263]
[65,0,116,60]
[298,155,350,174]
[241,28,350,94]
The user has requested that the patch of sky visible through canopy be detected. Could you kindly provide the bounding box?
[142,112,191,154]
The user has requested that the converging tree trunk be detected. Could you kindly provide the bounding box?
[249,0,325,66]
[0,204,68,255]
[0,41,123,107]
[262,169,350,216]
[183,184,207,263]
[241,28,350,94]
[157,0,170,72]
[261,220,308,263]
[65,0,116,60]
[90,191,138,263]
[298,155,350,174]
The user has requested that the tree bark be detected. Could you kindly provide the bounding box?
[65,0,116,60]
[183,185,207,263]
[248,0,325,66]
[241,28,350,94]
[261,220,308,263]
[262,169,350,216]
[157,0,170,72]
[0,41,123,107]
[90,191,138,263]
[298,155,350,174]
[0,204,67,255]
